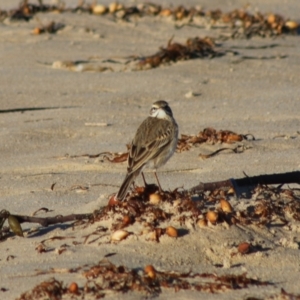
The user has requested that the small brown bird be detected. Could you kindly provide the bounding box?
[116,100,178,201]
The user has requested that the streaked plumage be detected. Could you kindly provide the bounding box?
[116,100,178,201]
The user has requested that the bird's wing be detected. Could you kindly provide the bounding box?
[127,118,173,174]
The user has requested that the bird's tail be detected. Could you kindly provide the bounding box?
[116,171,139,201]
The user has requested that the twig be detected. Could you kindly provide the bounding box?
[188,171,300,195]
[13,213,92,227]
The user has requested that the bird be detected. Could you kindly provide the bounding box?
[116,100,178,201]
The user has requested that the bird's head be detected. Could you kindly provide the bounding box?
[149,100,173,119]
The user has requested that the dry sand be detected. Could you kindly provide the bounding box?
[1,0,300,299]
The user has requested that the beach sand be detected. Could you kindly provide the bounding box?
[1,1,300,299]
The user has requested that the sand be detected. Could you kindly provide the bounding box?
[1,0,300,299]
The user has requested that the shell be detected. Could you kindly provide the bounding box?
[165,226,178,238]
[32,27,42,35]
[141,228,151,235]
[148,230,158,241]
[111,230,129,241]
[92,5,108,15]
[238,242,251,254]
[267,14,276,24]
[159,9,172,17]
[254,203,265,216]
[206,211,218,224]
[227,187,235,195]
[148,228,163,242]
[109,2,118,13]
[175,11,185,20]
[108,195,120,206]
[220,199,233,213]
[144,265,156,279]
[149,193,162,205]
[68,282,79,294]
[197,218,207,228]
[109,2,124,13]
[172,199,181,207]
[285,21,299,30]
[122,215,133,225]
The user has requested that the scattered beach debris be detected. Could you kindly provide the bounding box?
[57,127,254,161]
[17,258,271,299]
[2,2,298,39]
[1,172,299,243]
[32,21,64,34]
[136,36,219,70]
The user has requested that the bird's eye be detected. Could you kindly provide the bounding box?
[151,107,157,113]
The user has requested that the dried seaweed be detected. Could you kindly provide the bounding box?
[220,10,299,39]
[1,171,299,244]
[17,259,271,299]
[136,36,219,69]
[2,3,298,39]
[177,127,254,153]
[88,181,300,234]
[199,144,251,159]
[7,2,64,21]
[271,288,300,300]
[32,21,65,34]
[3,174,299,299]
[61,151,128,162]
[65,127,253,163]
[18,278,65,300]
[249,184,300,224]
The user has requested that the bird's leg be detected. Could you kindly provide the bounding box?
[141,171,162,193]
[154,171,163,193]
[141,172,147,186]
[142,172,160,194]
